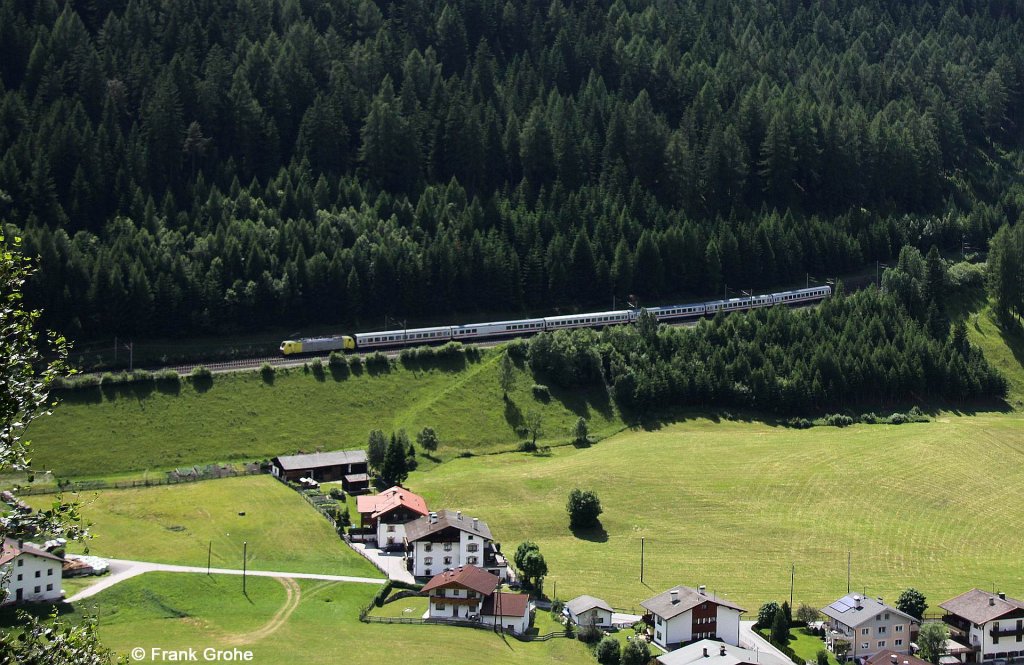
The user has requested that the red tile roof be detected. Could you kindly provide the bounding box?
[355,486,428,520]
[867,651,932,665]
[481,591,530,618]
[421,565,499,596]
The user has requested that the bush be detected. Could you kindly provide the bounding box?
[506,338,530,361]
[531,384,551,401]
[328,352,346,368]
[260,363,276,383]
[190,366,211,379]
[416,427,439,452]
[824,413,854,427]
[757,602,781,630]
[155,369,180,385]
[519,440,537,452]
[888,413,908,425]
[567,489,602,529]
[859,412,878,424]
[366,351,391,370]
[577,621,602,644]
[328,487,345,500]
[310,358,325,379]
[595,635,621,665]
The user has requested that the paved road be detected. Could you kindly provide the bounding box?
[347,543,416,584]
[66,557,385,603]
[739,620,800,664]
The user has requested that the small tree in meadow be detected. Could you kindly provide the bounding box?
[796,603,820,624]
[367,429,387,469]
[416,426,439,451]
[572,417,589,444]
[771,606,790,646]
[757,601,780,629]
[567,489,602,529]
[621,637,651,665]
[595,635,621,665]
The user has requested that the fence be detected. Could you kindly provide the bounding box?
[359,613,570,641]
[15,465,265,496]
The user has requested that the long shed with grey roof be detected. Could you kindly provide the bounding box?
[271,449,368,491]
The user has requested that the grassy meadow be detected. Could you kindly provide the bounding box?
[61,573,593,665]
[408,411,1024,611]
[25,349,622,478]
[35,475,382,577]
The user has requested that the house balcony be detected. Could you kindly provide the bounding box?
[430,597,482,608]
[990,627,1024,639]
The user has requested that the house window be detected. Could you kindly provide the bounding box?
[443,557,452,565]
[16,559,22,567]
[467,544,479,552]
[656,632,662,642]
[34,571,40,578]
[862,643,869,650]
[424,543,432,552]
[436,603,446,611]
[468,535,474,540]
[46,584,52,591]
[424,569,431,576]
[657,616,663,626]
[895,640,903,647]
[879,627,887,634]
[878,641,886,648]
[387,524,395,532]
[862,628,870,636]
[444,543,453,552]
[16,574,21,581]
[424,557,433,565]
[34,586,40,593]
[467,556,478,564]
[885,613,890,620]
[895,625,903,633]
[47,569,53,576]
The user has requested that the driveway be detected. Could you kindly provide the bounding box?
[740,620,799,663]
[347,543,415,584]
[66,558,385,603]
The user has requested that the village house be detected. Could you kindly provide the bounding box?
[355,486,429,551]
[641,585,746,651]
[821,594,918,662]
[657,639,791,665]
[866,650,934,665]
[940,589,1024,663]
[421,565,531,633]
[564,595,614,628]
[270,449,369,493]
[0,538,64,605]
[404,509,508,581]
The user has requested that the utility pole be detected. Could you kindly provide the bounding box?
[207,541,212,575]
[640,537,645,583]
[790,563,795,606]
[242,541,248,594]
[847,551,851,594]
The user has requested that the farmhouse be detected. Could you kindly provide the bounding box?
[270,449,369,492]
[641,585,746,651]
[865,650,933,665]
[420,565,532,633]
[404,509,509,581]
[939,589,1024,663]
[657,639,791,665]
[821,594,917,662]
[355,486,429,551]
[422,565,499,621]
[565,594,614,628]
[0,538,64,605]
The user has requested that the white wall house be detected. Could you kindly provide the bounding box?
[355,486,429,551]
[404,510,508,581]
[0,538,64,605]
[641,585,746,651]
[940,589,1024,662]
[822,594,918,662]
[420,566,531,633]
[565,595,614,628]
[482,591,532,634]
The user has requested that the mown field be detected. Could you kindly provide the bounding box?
[61,573,593,665]
[25,350,622,478]
[33,475,382,578]
[408,410,1024,611]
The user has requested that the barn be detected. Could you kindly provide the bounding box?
[271,449,369,492]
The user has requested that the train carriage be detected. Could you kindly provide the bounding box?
[451,318,546,340]
[354,326,452,349]
[543,310,632,331]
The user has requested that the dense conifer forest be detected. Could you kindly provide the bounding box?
[2,0,1024,339]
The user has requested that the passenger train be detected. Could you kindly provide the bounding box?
[279,285,832,355]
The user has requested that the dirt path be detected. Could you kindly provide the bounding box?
[223,577,302,645]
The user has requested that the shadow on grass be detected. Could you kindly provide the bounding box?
[570,522,608,543]
[504,399,523,429]
[0,600,76,628]
[329,363,349,381]
[56,386,103,405]
[191,375,214,393]
[100,380,156,402]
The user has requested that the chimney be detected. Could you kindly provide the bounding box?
[473,518,479,530]
[703,648,709,658]
[891,655,898,664]
[456,510,462,520]
[699,585,707,595]
[999,592,1006,600]
[854,595,862,610]
[671,589,680,604]
[989,597,996,606]
[429,512,437,524]
[720,645,727,656]
[17,539,23,549]
[878,597,883,603]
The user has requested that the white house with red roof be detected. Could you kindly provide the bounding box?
[940,589,1024,662]
[0,538,64,605]
[355,486,429,551]
[420,565,531,633]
